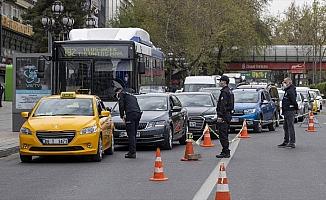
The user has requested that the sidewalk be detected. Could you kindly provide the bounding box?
[0,101,19,157]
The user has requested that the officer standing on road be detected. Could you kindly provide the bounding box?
[0,83,4,107]
[115,87,142,158]
[216,75,234,158]
[278,77,298,149]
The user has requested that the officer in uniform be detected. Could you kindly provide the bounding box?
[216,75,234,158]
[278,77,298,149]
[115,88,142,158]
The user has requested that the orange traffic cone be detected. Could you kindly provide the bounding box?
[215,163,231,200]
[181,133,200,161]
[306,111,317,132]
[150,148,168,181]
[200,124,215,147]
[239,120,250,138]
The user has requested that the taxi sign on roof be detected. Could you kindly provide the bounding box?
[60,92,76,99]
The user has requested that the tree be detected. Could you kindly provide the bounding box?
[111,0,271,79]
[22,0,88,52]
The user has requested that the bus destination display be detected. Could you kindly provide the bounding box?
[60,45,131,59]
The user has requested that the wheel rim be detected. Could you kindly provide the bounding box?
[111,136,114,152]
[99,137,103,159]
[169,129,173,148]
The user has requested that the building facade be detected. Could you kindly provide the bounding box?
[0,0,35,83]
[105,0,132,24]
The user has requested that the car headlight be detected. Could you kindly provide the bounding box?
[146,121,166,129]
[204,114,217,120]
[244,109,256,114]
[81,125,98,134]
[20,127,32,135]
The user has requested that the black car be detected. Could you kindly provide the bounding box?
[175,92,217,137]
[111,93,188,150]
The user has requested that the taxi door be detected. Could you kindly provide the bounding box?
[97,99,111,149]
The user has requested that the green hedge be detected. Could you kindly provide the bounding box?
[310,82,326,96]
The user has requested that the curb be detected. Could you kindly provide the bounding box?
[0,146,19,158]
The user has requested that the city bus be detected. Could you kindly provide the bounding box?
[52,28,165,101]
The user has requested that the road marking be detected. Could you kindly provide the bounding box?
[192,138,241,200]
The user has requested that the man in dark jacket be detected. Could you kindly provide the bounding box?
[278,77,298,149]
[216,75,234,158]
[115,88,142,158]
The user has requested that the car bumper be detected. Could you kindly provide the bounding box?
[19,133,100,156]
[113,127,166,145]
[230,113,258,128]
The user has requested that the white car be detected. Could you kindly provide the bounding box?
[310,89,323,111]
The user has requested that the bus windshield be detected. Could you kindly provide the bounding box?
[58,59,134,101]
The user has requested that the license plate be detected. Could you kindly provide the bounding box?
[119,132,141,137]
[119,132,127,137]
[231,118,239,122]
[189,122,196,127]
[42,138,68,145]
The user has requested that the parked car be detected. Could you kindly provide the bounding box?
[111,93,188,150]
[308,90,319,114]
[175,92,217,137]
[139,85,167,94]
[183,76,217,92]
[19,92,114,162]
[296,87,314,111]
[278,89,309,122]
[310,89,323,111]
[199,87,221,101]
[231,88,277,133]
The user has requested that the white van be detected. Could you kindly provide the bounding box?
[183,76,217,92]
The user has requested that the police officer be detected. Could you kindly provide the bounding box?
[278,77,298,149]
[115,87,142,158]
[216,75,234,158]
[0,83,4,107]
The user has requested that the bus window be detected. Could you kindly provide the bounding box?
[60,60,91,92]
[93,60,134,101]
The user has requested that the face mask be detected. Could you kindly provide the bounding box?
[219,82,225,87]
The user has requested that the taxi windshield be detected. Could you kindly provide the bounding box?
[34,98,94,116]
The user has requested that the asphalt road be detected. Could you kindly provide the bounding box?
[1,113,325,200]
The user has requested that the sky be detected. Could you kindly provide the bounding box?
[267,0,314,16]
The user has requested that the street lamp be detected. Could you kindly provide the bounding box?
[85,15,96,28]
[41,0,74,53]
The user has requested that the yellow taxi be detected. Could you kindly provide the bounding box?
[19,92,114,162]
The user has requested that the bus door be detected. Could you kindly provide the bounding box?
[56,59,92,94]
[92,59,135,101]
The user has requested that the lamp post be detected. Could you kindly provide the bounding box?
[41,0,74,53]
[85,15,96,28]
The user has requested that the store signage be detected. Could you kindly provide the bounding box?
[1,16,33,36]
[291,64,305,74]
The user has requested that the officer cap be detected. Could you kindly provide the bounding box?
[220,75,229,84]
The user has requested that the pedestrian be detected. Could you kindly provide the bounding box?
[0,83,4,107]
[278,77,298,149]
[216,75,234,158]
[115,87,142,158]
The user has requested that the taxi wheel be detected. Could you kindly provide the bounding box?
[104,136,114,155]
[92,136,103,162]
[20,154,32,163]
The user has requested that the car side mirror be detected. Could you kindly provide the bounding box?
[21,112,30,119]
[101,111,111,117]
[138,61,145,74]
[262,100,269,104]
[172,106,182,112]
